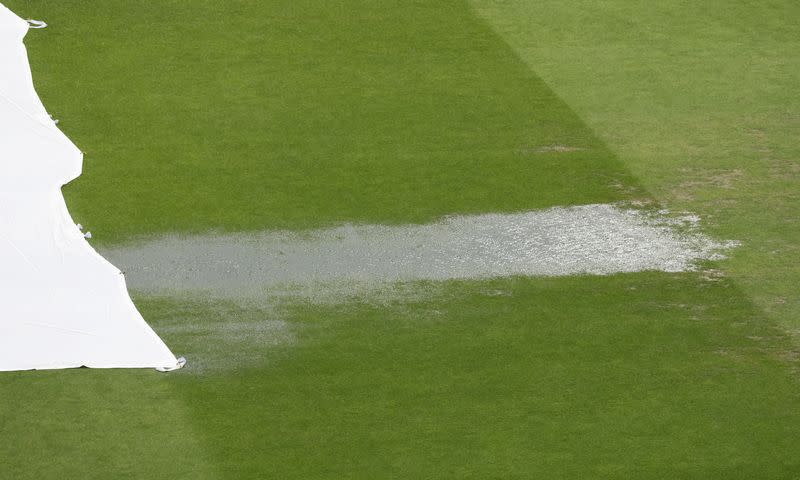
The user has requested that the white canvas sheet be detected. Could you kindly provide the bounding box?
[0,3,181,371]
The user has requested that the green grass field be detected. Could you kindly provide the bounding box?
[2,1,799,478]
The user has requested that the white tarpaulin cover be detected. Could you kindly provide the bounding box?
[0,3,182,371]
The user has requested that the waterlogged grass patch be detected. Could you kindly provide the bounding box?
[102,204,736,300]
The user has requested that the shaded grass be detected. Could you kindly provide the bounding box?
[151,274,800,478]
[4,274,800,478]
[6,273,800,478]
[13,0,638,243]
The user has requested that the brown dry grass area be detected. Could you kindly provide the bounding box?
[672,168,745,201]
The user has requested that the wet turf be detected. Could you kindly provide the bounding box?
[2,0,799,478]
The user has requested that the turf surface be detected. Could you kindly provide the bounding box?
[18,0,639,242]
[2,0,799,478]
[472,0,800,332]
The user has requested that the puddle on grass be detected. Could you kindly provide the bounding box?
[143,299,295,374]
[160,315,292,374]
[102,204,736,300]
[118,204,736,372]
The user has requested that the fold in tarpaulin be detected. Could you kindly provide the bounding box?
[0,3,183,371]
